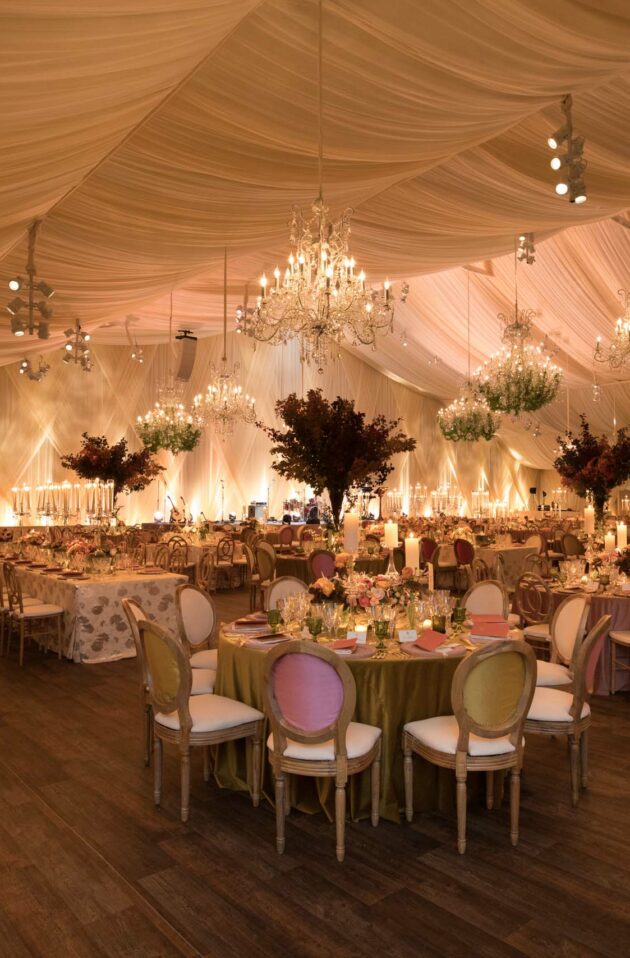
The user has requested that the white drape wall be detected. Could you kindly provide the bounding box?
[1,338,536,524]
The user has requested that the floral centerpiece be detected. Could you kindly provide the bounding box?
[309,568,420,611]
[554,416,630,525]
[615,547,630,577]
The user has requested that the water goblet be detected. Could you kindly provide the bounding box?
[267,608,282,634]
[306,613,324,641]
[373,619,389,653]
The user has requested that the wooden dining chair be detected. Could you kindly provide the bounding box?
[308,549,336,581]
[255,544,277,608]
[138,618,264,822]
[196,550,217,593]
[561,532,585,557]
[175,583,218,674]
[265,576,308,611]
[610,629,630,694]
[462,579,509,618]
[514,571,553,646]
[533,593,591,688]
[403,640,536,853]
[525,614,611,806]
[215,535,236,589]
[153,543,170,571]
[277,525,294,548]
[3,561,65,666]
[264,641,382,862]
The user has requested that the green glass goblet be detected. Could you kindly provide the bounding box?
[373,619,389,653]
[306,615,324,641]
[267,608,282,634]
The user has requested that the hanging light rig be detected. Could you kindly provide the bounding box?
[6,220,55,339]
[234,0,408,371]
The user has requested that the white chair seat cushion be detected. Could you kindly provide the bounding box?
[507,612,521,627]
[12,603,64,619]
[610,630,630,646]
[191,668,216,695]
[527,687,590,722]
[267,721,381,762]
[190,648,218,670]
[523,622,550,640]
[404,715,517,757]
[535,660,571,687]
[155,693,262,732]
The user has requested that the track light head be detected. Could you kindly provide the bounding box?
[10,316,25,336]
[8,277,22,292]
[6,297,25,316]
[569,180,587,204]
[37,300,53,320]
[547,126,568,150]
[555,181,569,196]
[37,321,49,340]
[35,280,55,299]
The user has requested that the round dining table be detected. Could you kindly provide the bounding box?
[213,626,469,823]
[275,552,388,585]
[552,587,630,693]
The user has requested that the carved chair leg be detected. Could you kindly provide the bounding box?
[275,772,286,855]
[510,768,521,847]
[251,731,262,807]
[153,735,162,806]
[569,734,580,807]
[335,783,346,863]
[143,703,152,767]
[456,771,467,855]
[371,745,381,827]
[579,729,589,789]
[19,620,25,668]
[180,745,191,823]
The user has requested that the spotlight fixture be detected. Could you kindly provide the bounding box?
[517,233,536,265]
[10,316,25,337]
[62,320,92,371]
[547,95,587,204]
[131,347,144,364]
[4,221,57,335]
[18,356,50,382]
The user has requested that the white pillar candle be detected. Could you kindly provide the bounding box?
[384,520,398,551]
[343,511,360,554]
[404,533,420,572]
[617,522,627,550]
[584,505,595,535]
[604,531,615,553]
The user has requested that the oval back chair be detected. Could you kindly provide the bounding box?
[153,543,170,571]
[514,573,552,626]
[308,549,336,581]
[462,579,508,618]
[265,575,308,611]
[454,538,475,566]
[277,525,294,548]
[264,640,381,861]
[562,532,585,557]
[121,597,152,766]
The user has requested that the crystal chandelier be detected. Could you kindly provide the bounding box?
[137,296,201,455]
[192,250,256,440]
[474,249,562,416]
[438,272,501,442]
[235,0,405,371]
[593,289,630,370]
[6,221,54,339]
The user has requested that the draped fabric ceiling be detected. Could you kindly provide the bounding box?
[3,0,630,515]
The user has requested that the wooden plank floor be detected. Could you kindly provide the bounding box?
[0,587,629,958]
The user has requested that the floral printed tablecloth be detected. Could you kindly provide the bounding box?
[16,567,186,664]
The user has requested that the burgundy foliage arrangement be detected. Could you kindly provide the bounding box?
[554,415,630,522]
[61,433,164,496]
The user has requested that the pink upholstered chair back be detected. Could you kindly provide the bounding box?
[454,538,475,566]
[309,550,336,580]
[272,654,344,733]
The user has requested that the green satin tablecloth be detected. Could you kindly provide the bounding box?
[213,631,462,823]
[275,553,388,585]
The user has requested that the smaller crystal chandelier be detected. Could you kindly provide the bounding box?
[6,221,54,339]
[474,247,562,416]
[62,321,92,371]
[137,295,201,454]
[234,0,406,371]
[193,250,256,440]
[438,272,501,442]
[593,289,630,370]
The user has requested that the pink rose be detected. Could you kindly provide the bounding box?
[358,595,371,608]
[401,566,414,580]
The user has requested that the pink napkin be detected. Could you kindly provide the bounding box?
[330,638,357,650]
[470,622,510,638]
[469,613,506,624]
[235,614,267,626]
[415,630,445,651]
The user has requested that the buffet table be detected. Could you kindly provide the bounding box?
[214,627,464,823]
[15,565,186,664]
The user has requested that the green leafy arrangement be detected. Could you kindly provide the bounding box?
[137,419,201,455]
[61,433,164,495]
[258,389,416,528]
